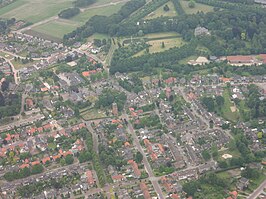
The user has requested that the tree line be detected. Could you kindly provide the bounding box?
[58,7,80,19]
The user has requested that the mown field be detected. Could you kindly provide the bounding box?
[29,1,125,40]
[144,1,177,20]
[133,32,185,56]
[71,2,124,23]
[31,19,81,40]
[180,0,214,14]
[0,0,73,23]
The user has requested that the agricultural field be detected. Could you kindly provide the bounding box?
[71,1,125,23]
[0,0,73,23]
[30,19,80,41]
[144,1,177,20]
[180,0,214,15]
[28,2,124,40]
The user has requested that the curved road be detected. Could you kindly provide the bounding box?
[247,179,266,199]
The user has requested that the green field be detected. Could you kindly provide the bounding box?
[30,2,124,40]
[134,32,185,56]
[87,33,110,42]
[81,108,107,120]
[31,19,80,39]
[180,0,214,15]
[147,37,185,53]
[71,2,124,23]
[0,0,73,23]
[143,32,180,39]
[144,1,177,20]
[220,89,240,122]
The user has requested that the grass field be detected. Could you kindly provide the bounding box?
[71,2,124,23]
[143,32,180,39]
[31,19,80,39]
[11,59,38,70]
[132,32,184,56]
[180,0,214,15]
[0,0,73,23]
[81,108,107,120]
[87,33,110,42]
[144,1,177,20]
[0,51,14,59]
[147,37,185,53]
[220,89,240,122]
[30,2,124,40]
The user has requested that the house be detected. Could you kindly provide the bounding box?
[42,156,50,164]
[255,0,266,5]
[128,160,141,178]
[236,177,249,190]
[188,57,210,66]
[139,182,151,199]
[86,170,95,186]
[112,174,125,182]
[227,55,254,66]
[26,98,34,109]
[194,26,210,37]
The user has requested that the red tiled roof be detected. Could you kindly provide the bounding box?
[227,55,252,63]
[86,170,95,185]
[19,163,29,169]
[112,174,124,181]
[42,156,50,164]
[26,98,34,107]
[31,161,40,166]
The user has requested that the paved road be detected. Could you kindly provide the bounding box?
[247,179,266,199]
[123,113,165,199]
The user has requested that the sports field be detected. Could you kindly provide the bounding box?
[0,0,73,23]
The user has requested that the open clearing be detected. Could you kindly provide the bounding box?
[134,33,185,57]
[147,37,185,53]
[144,1,177,20]
[180,0,214,14]
[0,0,73,23]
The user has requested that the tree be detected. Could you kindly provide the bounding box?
[74,107,80,118]
[216,96,225,107]
[65,154,74,165]
[163,4,170,12]
[135,151,143,163]
[31,164,44,174]
[202,150,211,161]
[188,0,195,8]
[161,41,165,48]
